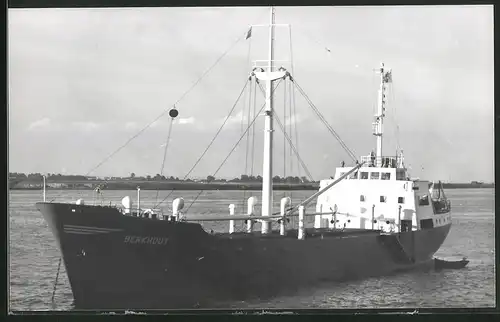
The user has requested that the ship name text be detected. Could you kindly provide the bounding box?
[124,235,169,245]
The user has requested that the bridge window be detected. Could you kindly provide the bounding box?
[396,170,406,180]
[360,172,369,179]
[419,195,430,206]
[381,172,391,180]
[398,197,405,204]
[370,172,380,180]
[339,172,346,179]
[380,196,387,203]
[349,171,358,179]
[360,195,366,202]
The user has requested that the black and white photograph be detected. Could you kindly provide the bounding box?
[8,5,494,312]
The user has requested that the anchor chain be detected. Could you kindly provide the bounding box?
[51,257,62,306]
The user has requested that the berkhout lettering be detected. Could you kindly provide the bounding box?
[124,235,169,245]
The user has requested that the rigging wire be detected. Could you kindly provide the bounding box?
[242,77,254,209]
[292,84,301,178]
[240,38,252,209]
[390,81,401,152]
[240,89,247,135]
[283,76,287,180]
[281,77,287,202]
[48,28,251,203]
[241,37,253,137]
[287,76,295,203]
[372,71,377,117]
[273,110,315,182]
[291,79,358,162]
[250,79,258,176]
[180,80,250,180]
[244,79,254,176]
[155,117,175,205]
[299,28,333,55]
[289,25,301,179]
[183,79,285,214]
[97,32,246,174]
[241,38,253,208]
[153,78,251,209]
[288,76,294,178]
[161,23,350,216]
[252,81,317,182]
[253,81,315,182]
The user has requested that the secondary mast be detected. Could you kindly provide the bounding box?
[373,62,392,166]
[261,6,276,234]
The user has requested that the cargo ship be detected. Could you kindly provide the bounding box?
[36,7,451,310]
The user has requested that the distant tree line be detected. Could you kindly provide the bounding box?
[9,172,87,181]
[9,172,313,183]
[223,175,311,184]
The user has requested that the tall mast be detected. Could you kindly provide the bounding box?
[373,62,391,167]
[261,6,275,234]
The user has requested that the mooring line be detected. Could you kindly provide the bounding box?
[51,257,62,306]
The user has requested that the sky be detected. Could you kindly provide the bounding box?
[8,6,494,182]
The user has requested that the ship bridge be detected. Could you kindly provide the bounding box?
[315,153,451,234]
[335,155,408,181]
[359,155,404,169]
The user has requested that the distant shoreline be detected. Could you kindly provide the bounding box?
[9,181,495,191]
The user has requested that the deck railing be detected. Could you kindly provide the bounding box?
[359,155,403,168]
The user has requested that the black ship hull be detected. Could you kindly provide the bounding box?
[37,202,451,310]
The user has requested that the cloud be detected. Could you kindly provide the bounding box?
[8,7,493,182]
[176,117,195,125]
[125,121,138,130]
[71,121,101,132]
[221,111,304,128]
[26,119,111,133]
[27,117,51,130]
[221,110,246,126]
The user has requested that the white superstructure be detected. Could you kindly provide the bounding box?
[315,64,451,234]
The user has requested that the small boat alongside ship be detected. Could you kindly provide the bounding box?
[434,257,469,270]
[36,7,454,309]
